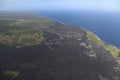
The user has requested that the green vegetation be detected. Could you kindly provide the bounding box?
[0,15,52,48]
[5,71,20,78]
[86,30,120,57]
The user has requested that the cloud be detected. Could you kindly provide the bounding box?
[0,0,16,10]
[0,0,10,7]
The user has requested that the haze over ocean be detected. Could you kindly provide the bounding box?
[36,10,120,48]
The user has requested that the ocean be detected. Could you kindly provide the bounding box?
[36,10,120,48]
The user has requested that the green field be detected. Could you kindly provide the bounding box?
[0,15,52,48]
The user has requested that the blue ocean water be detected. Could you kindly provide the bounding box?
[36,10,120,48]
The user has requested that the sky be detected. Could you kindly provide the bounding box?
[0,0,120,12]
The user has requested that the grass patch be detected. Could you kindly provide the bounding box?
[86,30,120,57]
[5,71,20,78]
[0,28,44,48]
